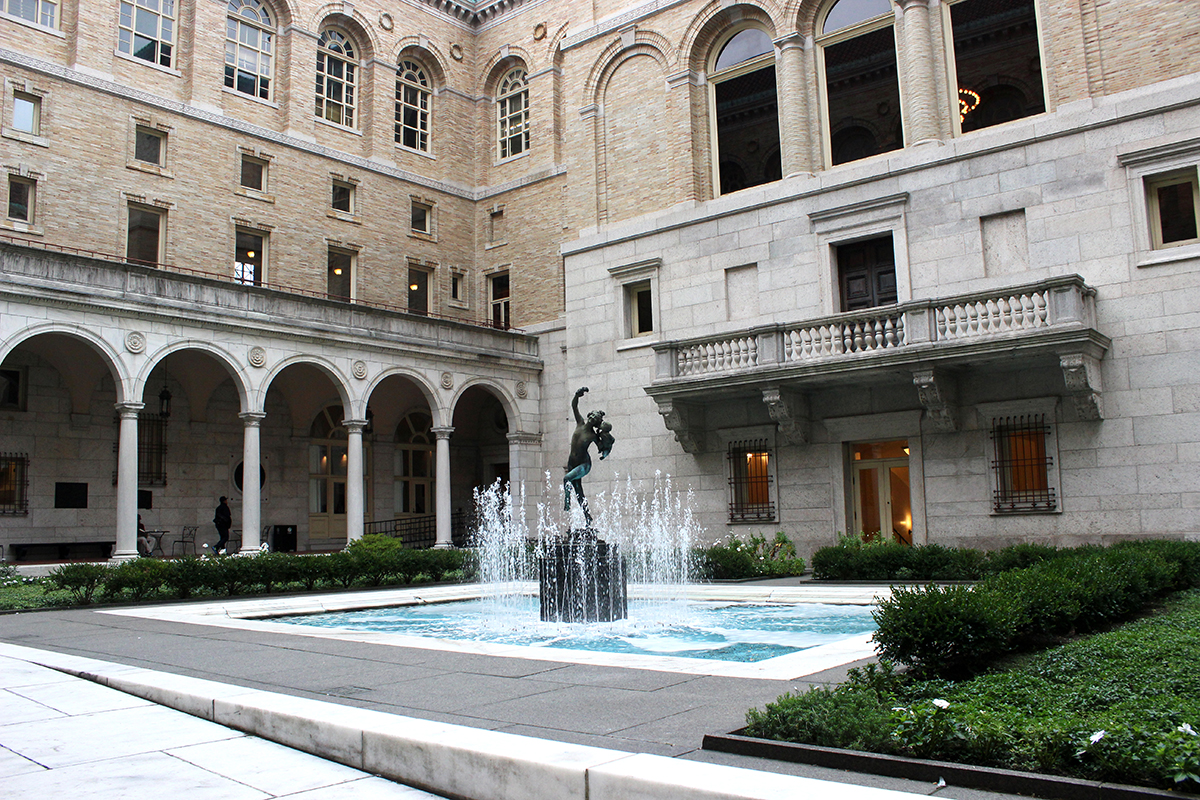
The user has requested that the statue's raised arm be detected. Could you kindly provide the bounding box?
[571,386,588,425]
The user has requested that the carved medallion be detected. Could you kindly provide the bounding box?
[124,331,146,354]
[441,371,454,389]
[516,380,527,399]
[247,346,267,368]
[352,360,368,380]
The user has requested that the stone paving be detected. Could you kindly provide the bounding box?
[0,582,1032,799]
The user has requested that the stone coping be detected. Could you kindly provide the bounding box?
[0,641,925,800]
[101,583,890,680]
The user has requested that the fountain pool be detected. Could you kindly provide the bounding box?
[271,596,878,663]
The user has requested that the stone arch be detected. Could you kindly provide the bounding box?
[451,378,521,433]
[240,0,297,30]
[678,0,782,72]
[584,33,673,108]
[311,6,378,60]
[392,39,449,87]
[259,354,353,418]
[363,367,445,428]
[481,46,536,96]
[138,340,250,414]
[0,323,131,405]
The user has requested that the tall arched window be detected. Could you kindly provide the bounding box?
[709,28,780,196]
[394,411,434,516]
[819,0,902,166]
[395,60,431,151]
[225,0,274,100]
[948,0,1045,134]
[316,29,357,128]
[497,68,529,160]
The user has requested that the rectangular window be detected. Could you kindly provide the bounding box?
[331,180,354,213]
[327,247,353,299]
[12,92,40,134]
[628,281,653,336]
[411,201,430,233]
[990,414,1056,512]
[408,267,429,315]
[824,27,902,166]
[0,453,28,515]
[117,0,175,68]
[54,482,88,508]
[727,439,775,522]
[0,368,24,410]
[2,0,57,27]
[240,156,266,191]
[450,272,464,302]
[837,234,897,311]
[7,176,33,222]
[1146,170,1200,249]
[135,127,164,166]
[490,272,510,329]
[950,0,1045,134]
[235,229,265,285]
[127,205,164,265]
[489,208,505,244]
[138,411,167,485]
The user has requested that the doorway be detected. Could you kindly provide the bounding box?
[851,439,912,544]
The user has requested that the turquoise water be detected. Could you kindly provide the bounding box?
[273,598,877,663]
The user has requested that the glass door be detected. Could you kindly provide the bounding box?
[851,440,912,544]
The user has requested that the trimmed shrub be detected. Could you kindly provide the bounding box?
[45,562,110,604]
[745,685,895,751]
[696,533,806,580]
[104,557,169,601]
[163,556,214,599]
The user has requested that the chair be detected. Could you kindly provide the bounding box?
[172,525,198,556]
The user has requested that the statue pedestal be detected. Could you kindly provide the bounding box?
[538,529,628,623]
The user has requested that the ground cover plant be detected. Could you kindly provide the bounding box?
[695,532,806,580]
[746,589,1200,792]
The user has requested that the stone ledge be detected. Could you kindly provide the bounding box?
[702,731,1178,800]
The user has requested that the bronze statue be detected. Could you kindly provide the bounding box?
[564,386,614,525]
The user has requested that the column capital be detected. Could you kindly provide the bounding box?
[895,0,934,10]
[239,411,267,426]
[342,418,369,432]
[431,426,455,440]
[114,402,145,418]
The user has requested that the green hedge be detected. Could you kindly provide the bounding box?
[694,532,806,580]
[811,535,1060,581]
[45,534,469,603]
[872,541,1192,678]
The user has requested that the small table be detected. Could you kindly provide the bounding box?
[144,530,169,558]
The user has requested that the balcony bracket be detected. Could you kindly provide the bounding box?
[1060,352,1104,420]
[655,399,704,454]
[762,387,809,445]
[913,368,959,432]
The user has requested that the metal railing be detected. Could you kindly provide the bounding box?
[363,512,473,548]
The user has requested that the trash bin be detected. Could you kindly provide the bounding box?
[273,525,297,552]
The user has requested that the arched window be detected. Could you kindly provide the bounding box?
[709,27,780,196]
[225,0,274,100]
[395,60,431,151]
[316,29,357,128]
[819,0,902,166]
[394,411,434,516]
[497,68,529,160]
[948,0,1045,134]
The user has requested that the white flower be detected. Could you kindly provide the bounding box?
[1179,724,1197,736]
[1090,730,1106,744]
[932,699,950,710]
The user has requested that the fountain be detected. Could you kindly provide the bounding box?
[474,387,696,624]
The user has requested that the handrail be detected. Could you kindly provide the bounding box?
[0,233,521,333]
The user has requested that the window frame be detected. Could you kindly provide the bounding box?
[239,153,267,192]
[126,202,166,266]
[0,452,29,516]
[6,175,35,223]
[979,398,1061,516]
[723,432,777,524]
[489,270,511,329]
[117,0,176,69]
[234,227,267,285]
[407,264,431,315]
[942,0,1048,138]
[1119,143,1200,268]
[12,91,39,135]
[225,0,274,101]
[331,178,355,214]
[609,257,661,345]
[1,0,57,28]
[134,126,165,166]
[316,28,358,129]
[395,59,432,153]
[1146,168,1200,251]
[4,82,48,147]
[0,367,26,411]
[326,244,355,301]
[449,270,467,308]
[815,0,904,168]
[496,68,529,161]
[706,25,780,198]
[409,198,434,237]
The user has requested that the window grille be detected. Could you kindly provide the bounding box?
[727,439,775,522]
[990,414,1055,512]
[111,413,168,486]
[0,453,29,515]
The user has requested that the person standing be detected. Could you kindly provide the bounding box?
[213,496,232,554]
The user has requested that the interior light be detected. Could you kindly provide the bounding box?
[410,283,419,291]
[246,251,255,259]
[333,268,343,275]
[958,88,981,122]
[903,446,910,455]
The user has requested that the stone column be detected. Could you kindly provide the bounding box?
[897,0,941,145]
[344,419,368,543]
[238,412,266,552]
[111,403,144,562]
[432,426,454,548]
[775,34,813,176]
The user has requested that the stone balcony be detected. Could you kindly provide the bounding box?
[646,275,1110,452]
